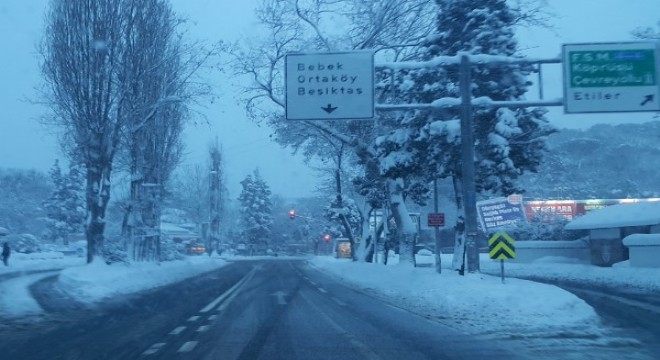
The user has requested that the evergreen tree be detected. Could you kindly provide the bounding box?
[376,0,556,270]
[43,160,86,244]
[238,169,274,251]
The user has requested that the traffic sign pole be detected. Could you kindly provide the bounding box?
[500,259,505,284]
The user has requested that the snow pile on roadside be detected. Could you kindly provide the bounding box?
[481,255,660,292]
[0,271,61,318]
[57,256,228,304]
[310,256,601,338]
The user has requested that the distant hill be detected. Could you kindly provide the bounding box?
[518,120,660,199]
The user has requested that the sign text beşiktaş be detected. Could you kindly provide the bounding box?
[285,51,374,120]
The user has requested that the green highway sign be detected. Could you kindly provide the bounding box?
[563,42,660,113]
[488,231,515,260]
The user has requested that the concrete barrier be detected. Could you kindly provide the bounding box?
[514,240,590,263]
[623,234,660,268]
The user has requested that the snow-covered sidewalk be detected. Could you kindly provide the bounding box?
[309,256,604,340]
[0,252,86,277]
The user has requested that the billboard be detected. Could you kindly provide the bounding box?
[476,196,527,231]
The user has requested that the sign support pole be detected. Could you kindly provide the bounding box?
[434,179,441,274]
[500,259,505,284]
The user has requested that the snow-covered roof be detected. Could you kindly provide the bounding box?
[623,234,660,247]
[517,240,588,249]
[565,201,660,230]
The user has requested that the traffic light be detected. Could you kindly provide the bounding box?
[289,209,296,219]
[324,234,331,242]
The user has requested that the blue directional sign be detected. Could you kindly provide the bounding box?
[285,51,374,121]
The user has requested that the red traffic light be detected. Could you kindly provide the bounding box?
[324,234,331,242]
[289,209,296,219]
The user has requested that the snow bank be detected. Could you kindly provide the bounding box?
[309,256,601,338]
[57,256,228,305]
[480,254,660,292]
[623,234,660,246]
[0,272,59,318]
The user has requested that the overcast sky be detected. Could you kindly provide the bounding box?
[1,0,659,200]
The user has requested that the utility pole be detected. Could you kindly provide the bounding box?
[459,55,480,273]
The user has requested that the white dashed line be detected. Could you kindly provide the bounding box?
[317,287,327,294]
[142,342,166,356]
[187,315,200,322]
[197,325,211,333]
[177,341,198,353]
[169,326,186,335]
[208,314,218,321]
[309,281,317,286]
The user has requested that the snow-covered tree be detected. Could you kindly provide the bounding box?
[229,0,436,265]
[208,139,224,255]
[376,0,555,271]
[238,169,274,250]
[0,169,51,234]
[41,0,215,264]
[43,160,85,245]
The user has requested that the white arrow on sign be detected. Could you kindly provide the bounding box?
[271,291,287,305]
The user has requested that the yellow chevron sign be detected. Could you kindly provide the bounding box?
[488,231,516,260]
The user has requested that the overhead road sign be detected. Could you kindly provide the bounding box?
[488,232,516,260]
[285,51,374,120]
[563,42,660,113]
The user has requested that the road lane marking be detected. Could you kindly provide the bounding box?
[187,316,200,322]
[309,281,317,286]
[271,290,288,305]
[317,287,327,294]
[216,269,258,313]
[331,296,347,306]
[303,276,309,280]
[169,326,186,335]
[300,291,380,360]
[196,325,211,333]
[208,314,218,321]
[177,341,198,353]
[142,343,166,356]
[200,267,257,313]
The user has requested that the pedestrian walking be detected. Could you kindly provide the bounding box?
[2,242,10,266]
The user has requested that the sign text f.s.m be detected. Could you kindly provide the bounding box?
[563,42,660,113]
[285,51,374,120]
